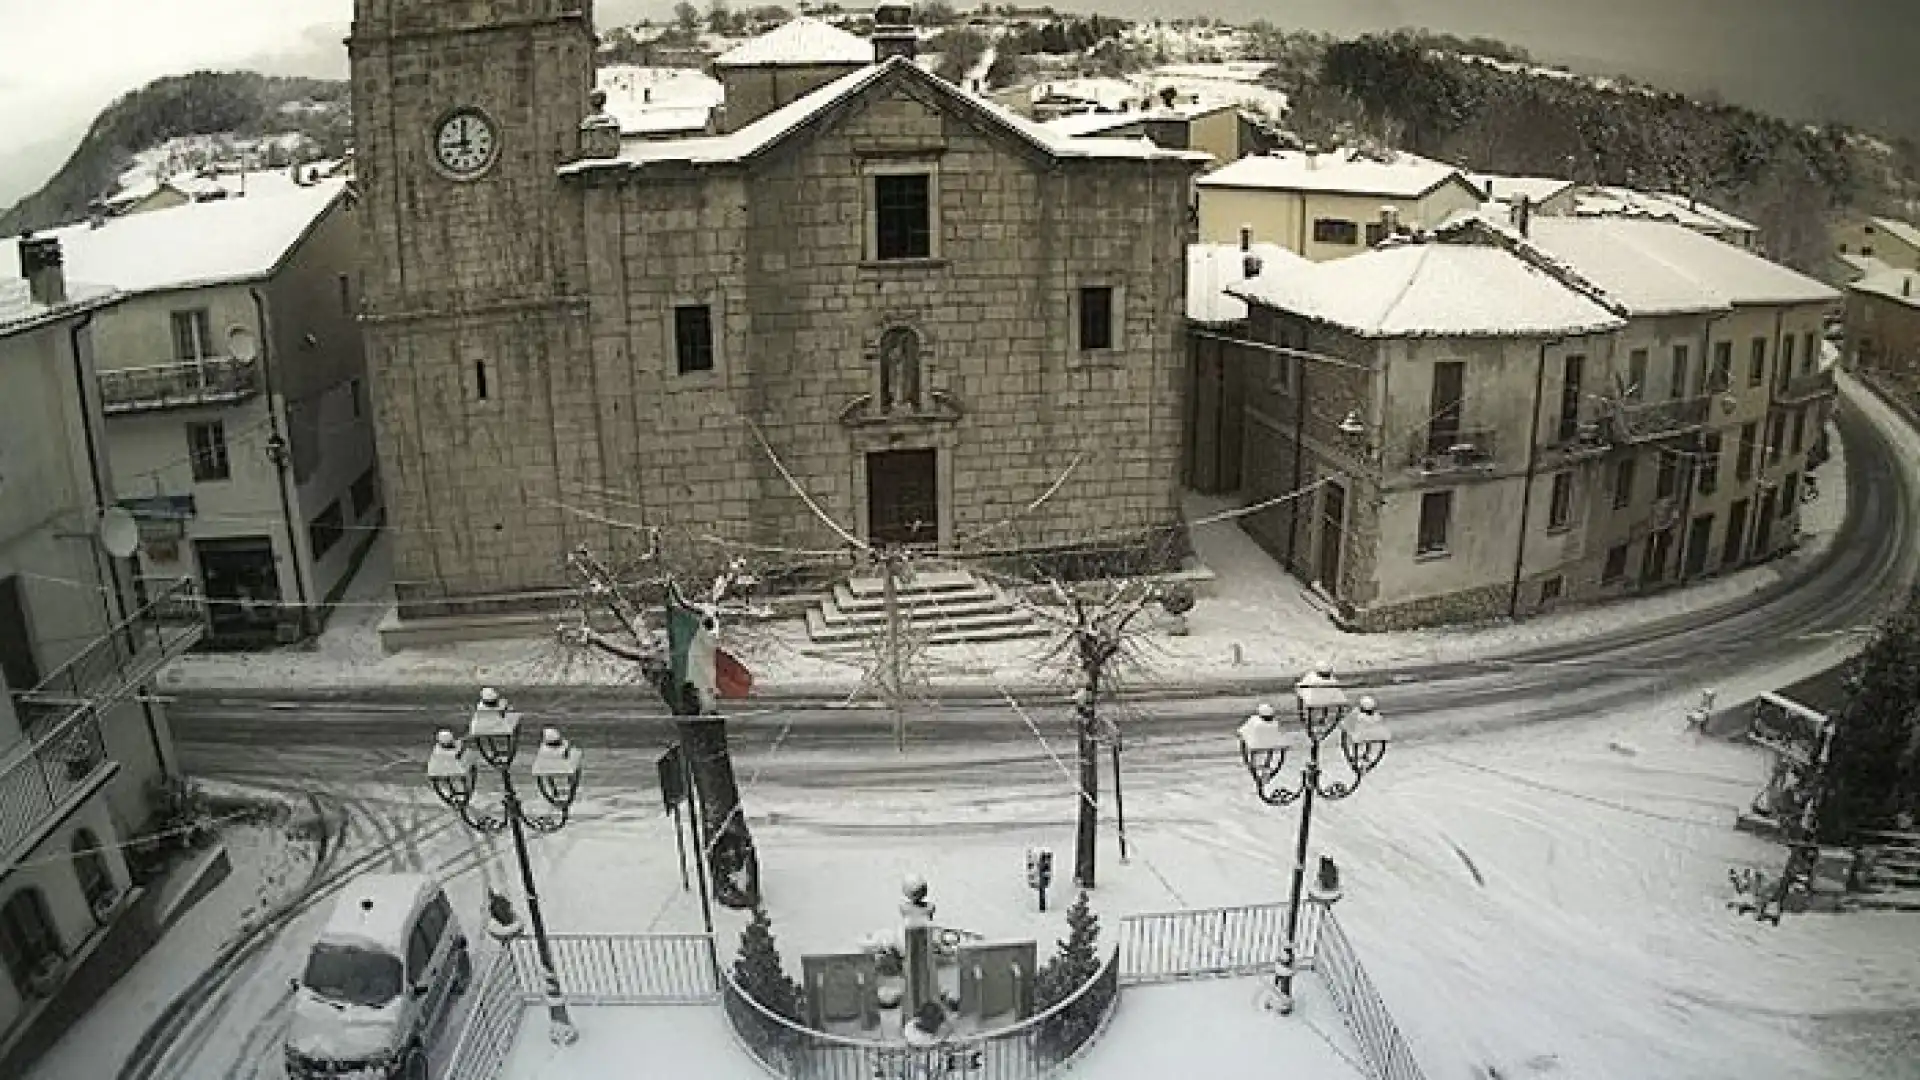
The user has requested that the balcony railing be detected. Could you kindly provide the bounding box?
[1774,369,1836,405]
[11,579,206,738]
[97,355,261,415]
[0,709,111,863]
[1607,396,1712,443]
[1405,427,1498,475]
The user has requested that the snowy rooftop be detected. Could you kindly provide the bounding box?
[1032,77,1140,110]
[1572,186,1757,236]
[1474,172,1576,206]
[319,873,432,954]
[1869,215,1920,253]
[711,16,873,68]
[0,277,119,337]
[1229,240,1625,339]
[1197,148,1472,199]
[1188,241,1306,325]
[1,179,347,296]
[1523,217,1841,312]
[596,66,724,135]
[1042,98,1236,139]
[1853,265,1920,310]
[564,60,1209,172]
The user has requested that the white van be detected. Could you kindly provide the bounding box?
[285,873,472,1080]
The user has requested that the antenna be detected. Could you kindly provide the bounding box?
[99,506,139,559]
[227,326,259,362]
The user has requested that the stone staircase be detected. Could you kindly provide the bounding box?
[804,569,1049,647]
[1848,830,1920,912]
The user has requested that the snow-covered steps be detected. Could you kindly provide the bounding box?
[804,569,1050,647]
[1847,889,1920,913]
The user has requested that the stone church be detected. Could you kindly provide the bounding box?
[348,1,1205,621]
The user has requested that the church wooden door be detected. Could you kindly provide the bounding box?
[867,449,938,548]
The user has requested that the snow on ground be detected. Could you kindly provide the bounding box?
[158,402,1851,700]
[1070,976,1362,1080]
[502,1004,763,1080]
[28,823,317,1080]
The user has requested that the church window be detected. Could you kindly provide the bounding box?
[474,360,489,401]
[674,305,714,375]
[1078,287,1114,351]
[874,174,932,261]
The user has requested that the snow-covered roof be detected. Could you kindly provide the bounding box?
[1,179,347,296]
[1229,240,1625,340]
[1522,217,1839,313]
[1188,241,1307,325]
[712,16,873,68]
[597,66,724,136]
[564,59,1210,173]
[1031,78,1140,110]
[1571,187,1756,236]
[1852,266,1920,310]
[1838,251,1894,280]
[1869,216,1920,253]
[0,277,119,338]
[1042,99,1236,139]
[319,874,433,954]
[1474,173,1576,206]
[1197,148,1474,200]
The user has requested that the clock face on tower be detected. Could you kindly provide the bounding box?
[432,108,499,180]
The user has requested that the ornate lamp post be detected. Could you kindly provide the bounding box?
[1235,667,1389,1014]
[428,687,584,1045]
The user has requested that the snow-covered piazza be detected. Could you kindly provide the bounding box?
[4,3,1920,1080]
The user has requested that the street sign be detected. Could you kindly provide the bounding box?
[658,746,687,812]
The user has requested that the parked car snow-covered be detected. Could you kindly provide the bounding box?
[284,874,471,1080]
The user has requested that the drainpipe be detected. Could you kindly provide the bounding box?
[1509,338,1555,619]
[1297,193,1308,255]
[251,287,313,636]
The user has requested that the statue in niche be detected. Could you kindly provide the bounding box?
[879,327,921,413]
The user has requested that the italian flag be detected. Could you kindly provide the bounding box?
[667,598,753,713]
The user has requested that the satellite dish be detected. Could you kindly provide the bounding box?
[228,326,259,362]
[100,506,140,559]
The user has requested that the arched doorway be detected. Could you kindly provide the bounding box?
[72,829,116,920]
[0,888,65,997]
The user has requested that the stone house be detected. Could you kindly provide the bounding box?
[1194,147,1486,261]
[3,178,377,648]
[348,3,1206,630]
[1223,214,1839,629]
[0,244,201,1071]
[1848,266,1920,398]
[1835,216,1920,272]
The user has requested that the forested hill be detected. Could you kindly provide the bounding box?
[0,72,349,236]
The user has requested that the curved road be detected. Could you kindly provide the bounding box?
[172,389,1919,790]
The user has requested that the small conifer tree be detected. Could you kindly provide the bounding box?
[1818,588,1920,842]
[734,906,805,1023]
[1034,891,1101,1009]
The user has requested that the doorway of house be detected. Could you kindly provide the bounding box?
[1317,481,1346,596]
[195,537,282,649]
[866,449,939,548]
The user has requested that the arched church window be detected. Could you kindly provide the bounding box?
[879,328,922,414]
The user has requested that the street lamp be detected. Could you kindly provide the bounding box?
[427,687,584,1045]
[1235,667,1389,1015]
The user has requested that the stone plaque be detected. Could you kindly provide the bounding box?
[802,952,879,1030]
[957,940,1037,1022]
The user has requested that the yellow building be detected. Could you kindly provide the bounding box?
[1195,147,1486,260]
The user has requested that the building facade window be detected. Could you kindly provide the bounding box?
[1802,332,1818,374]
[1557,355,1584,442]
[0,887,65,994]
[1736,421,1757,482]
[72,829,115,914]
[1603,543,1630,584]
[1669,345,1690,400]
[1547,471,1574,531]
[170,308,214,361]
[187,421,229,482]
[474,360,489,401]
[1416,490,1452,556]
[1748,337,1767,386]
[1364,221,1389,246]
[1613,458,1636,510]
[1627,349,1649,398]
[1790,409,1807,454]
[1697,432,1722,496]
[1656,450,1678,499]
[1767,413,1786,465]
[350,467,379,519]
[1312,218,1359,245]
[1540,575,1564,604]
[674,304,714,374]
[1078,286,1115,351]
[1709,341,1733,393]
[309,500,344,560]
[337,273,353,316]
[1778,335,1795,390]
[1780,473,1799,515]
[874,173,933,260]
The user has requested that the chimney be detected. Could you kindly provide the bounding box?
[1303,144,1319,170]
[643,86,652,104]
[19,234,68,307]
[1240,224,1252,252]
[872,1,918,62]
[1515,194,1533,239]
[1379,205,1399,240]
[1240,225,1261,278]
[577,90,621,160]
[88,199,108,230]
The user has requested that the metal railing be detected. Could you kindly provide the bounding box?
[1314,913,1427,1080]
[1774,369,1836,404]
[13,578,206,736]
[0,708,111,862]
[440,950,523,1080]
[722,946,1122,1080]
[508,933,719,1005]
[1117,901,1290,983]
[1405,427,1498,474]
[96,355,261,414]
[1609,395,1712,442]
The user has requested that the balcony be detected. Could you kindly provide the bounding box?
[1606,396,1712,443]
[1405,426,1498,476]
[1774,368,1837,405]
[0,709,113,864]
[97,355,261,415]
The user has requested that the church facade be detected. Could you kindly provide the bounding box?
[348,1,1205,619]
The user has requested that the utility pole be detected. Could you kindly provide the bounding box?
[1073,683,1101,889]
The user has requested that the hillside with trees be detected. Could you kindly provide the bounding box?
[0,72,349,236]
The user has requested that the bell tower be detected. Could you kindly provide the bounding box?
[348,0,606,620]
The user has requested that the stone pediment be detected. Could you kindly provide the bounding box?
[839,389,963,429]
